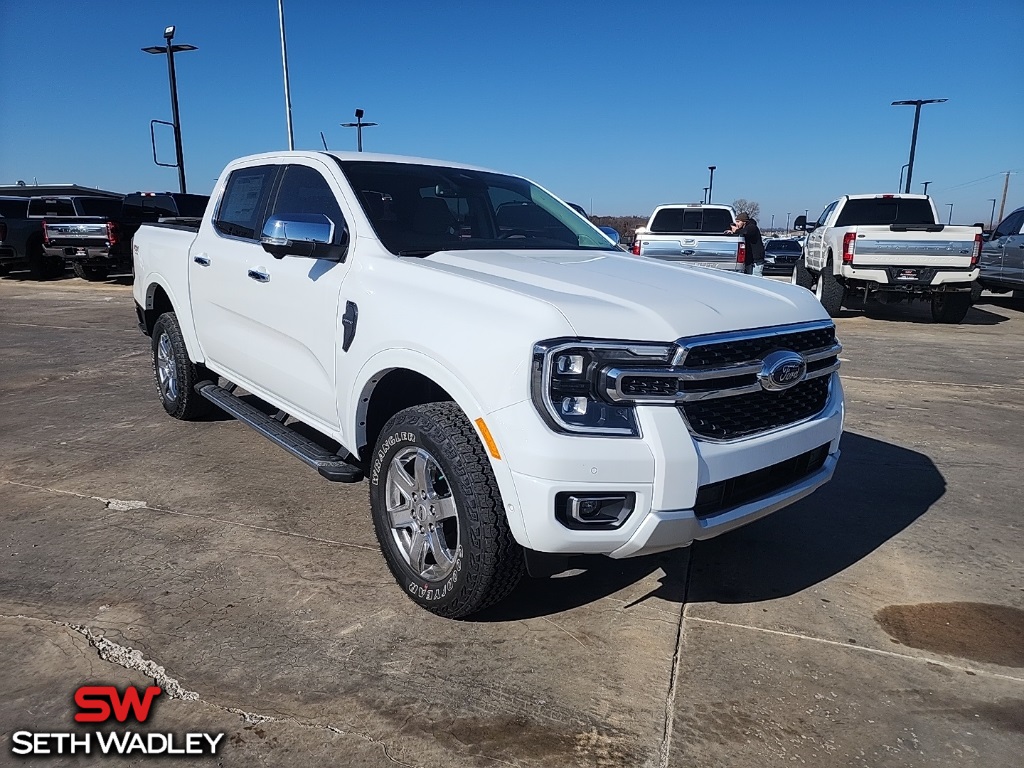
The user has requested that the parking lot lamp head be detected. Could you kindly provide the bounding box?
[341,108,379,152]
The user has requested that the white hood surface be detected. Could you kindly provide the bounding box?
[421,249,829,341]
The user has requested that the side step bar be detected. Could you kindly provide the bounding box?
[195,381,364,483]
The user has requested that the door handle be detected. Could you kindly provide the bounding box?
[193,255,211,266]
[247,269,270,283]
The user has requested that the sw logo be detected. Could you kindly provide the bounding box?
[10,684,225,758]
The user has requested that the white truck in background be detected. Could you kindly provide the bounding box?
[630,203,744,271]
[132,150,844,618]
[792,194,982,323]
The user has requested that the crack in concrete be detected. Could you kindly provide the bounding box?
[654,555,694,768]
[686,616,1024,684]
[4,480,377,552]
[1,613,424,767]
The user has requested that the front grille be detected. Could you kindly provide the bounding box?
[680,375,831,440]
[681,326,836,368]
[693,442,831,518]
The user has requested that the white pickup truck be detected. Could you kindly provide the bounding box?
[629,203,744,271]
[792,194,982,323]
[132,151,844,617]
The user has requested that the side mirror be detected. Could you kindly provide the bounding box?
[598,226,621,246]
[793,215,808,231]
[261,213,348,261]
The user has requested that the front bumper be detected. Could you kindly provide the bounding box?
[488,374,844,557]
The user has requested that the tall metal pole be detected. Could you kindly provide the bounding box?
[165,38,187,193]
[785,212,791,233]
[356,115,363,152]
[770,214,775,231]
[988,198,997,231]
[898,163,910,192]
[904,103,922,193]
[278,0,294,150]
[702,187,709,204]
[707,166,716,204]
[922,181,931,195]
[946,203,953,225]
[997,171,1011,224]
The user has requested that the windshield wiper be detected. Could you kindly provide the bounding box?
[397,249,439,257]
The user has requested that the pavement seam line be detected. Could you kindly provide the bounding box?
[4,480,377,552]
[841,375,1024,392]
[686,616,1024,683]
[656,559,693,768]
[1,613,425,768]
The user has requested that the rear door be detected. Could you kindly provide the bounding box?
[989,210,1024,287]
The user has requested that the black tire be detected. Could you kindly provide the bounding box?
[72,262,109,281]
[151,312,211,420]
[814,255,845,317]
[931,292,971,324]
[0,264,10,277]
[791,259,814,290]
[369,402,524,618]
[970,281,984,303]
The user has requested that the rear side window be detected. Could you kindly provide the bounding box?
[993,210,1024,238]
[28,198,75,216]
[835,198,935,227]
[0,199,27,217]
[77,198,122,216]
[267,165,345,238]
[650,208,733,234]
[215,166,278,239]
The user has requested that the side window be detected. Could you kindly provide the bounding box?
[993,211,1024,238]
[214,165,278,240]
[816,202,837,227]
[266,165,345,241]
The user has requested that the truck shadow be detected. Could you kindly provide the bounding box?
[472,431,944,620]
[856,301,1008,325]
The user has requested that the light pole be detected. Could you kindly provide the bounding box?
[892,98,947,194]
[707,166,716,204]
[988,198,997,231]
[785,212,791,233]
[898,163,910,192]
[142,26,197,193]
[702,187,709,204]
[341,108,378,152]
[945,203,953,224]
[770,214,775,231]
[277,0,294,150]
[921,181,932,195]
[804,208,809,222]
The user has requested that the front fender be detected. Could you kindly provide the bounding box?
[349,348,532,549]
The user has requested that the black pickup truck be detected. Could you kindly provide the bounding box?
[2,195,123,279]
[44,192,209,280]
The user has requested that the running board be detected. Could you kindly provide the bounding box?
[195,381,364,483]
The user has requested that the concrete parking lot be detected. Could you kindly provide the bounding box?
[1,274,1022,767]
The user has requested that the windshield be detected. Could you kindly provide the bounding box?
[765,240,801,252]
[335,160,615,256]
[649,207,734,234]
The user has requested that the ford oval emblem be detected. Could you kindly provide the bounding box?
[758,350,807,392]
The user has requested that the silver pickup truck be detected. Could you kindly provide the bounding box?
[629,203,744,270]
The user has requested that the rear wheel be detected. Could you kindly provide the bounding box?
[369,402,524,618]
[151,312,211,420]
[931,292,971,324]
[814,255,845,317]
[791,260,814,290]
[26,239,58,280]
[72,263,109,281]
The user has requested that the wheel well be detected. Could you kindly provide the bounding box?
[144,284,174,335]
[359,369,454,456]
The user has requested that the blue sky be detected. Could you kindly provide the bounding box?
[1,0,1020,226]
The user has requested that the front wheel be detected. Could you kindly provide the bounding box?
[369,402,524,618]
[791,260,814,290]
[151,312,211,419]
[931,292,971,324]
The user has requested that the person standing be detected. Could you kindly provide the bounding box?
[728,212,765,276]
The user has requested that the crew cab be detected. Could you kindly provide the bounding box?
[133,151,844,618]
[974,206,1024,299]
[45,191,208,281]
[791,194,982,323]
[630,204,744,271]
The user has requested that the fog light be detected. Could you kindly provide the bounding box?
[556,354,584,374]
[561,396,588,415]
[556,492,635,529]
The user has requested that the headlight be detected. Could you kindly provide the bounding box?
[531,339,675,437]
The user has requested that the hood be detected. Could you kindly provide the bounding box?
[420,249,829,340]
